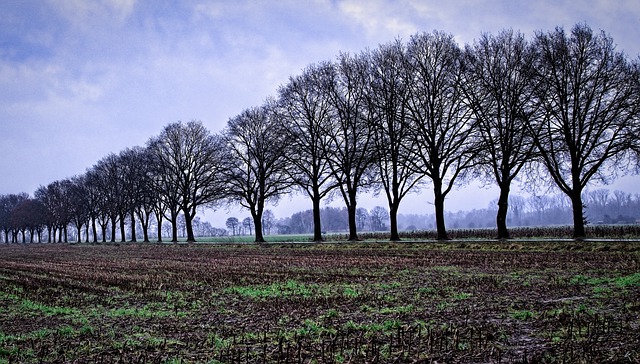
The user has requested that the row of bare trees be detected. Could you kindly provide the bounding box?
[2,24,638,243]
[266,24,639,240]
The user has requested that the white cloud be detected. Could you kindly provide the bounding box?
[49,0,137,28]
[338,0,419,40]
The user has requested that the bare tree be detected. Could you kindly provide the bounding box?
[405,31,481,240]
[90,153,125,242]
[67,176,89,243]
[122,147,156,242]
[276,62,338,242]
[367,40,423,241]
[223,104,293,243]
[369,206,389,231]
[262,209,275,235]
[147,121,228,242]
[324,52,376,241]
[35,181,73,243]
[532,24,639,238]
[225,217,239,236]
[463,30,541,239]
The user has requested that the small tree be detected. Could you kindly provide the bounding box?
[225,217,239,236]
[262,210,275,235]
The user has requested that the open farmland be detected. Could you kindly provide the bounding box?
[0,242,639,363]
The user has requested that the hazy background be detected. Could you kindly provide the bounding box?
[1,0,639,226]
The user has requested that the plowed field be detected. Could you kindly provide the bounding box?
[0,242,638,363]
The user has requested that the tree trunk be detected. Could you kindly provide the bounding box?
[433,179,449,240]
[119,217,126,242]
[156,213,163,243]
[141,215,150,242]
[92,219,98,243]
[130,210,137,242]
[183,208,196,243]
[570,191,586,239]
[496,184,510,240]
[347,192,358,241]
[76,222,83,243]
[110,217,117,242]
[250,200,266,243]
[170,210,178,243]
[389,200,400,241]
[312,194,323,242]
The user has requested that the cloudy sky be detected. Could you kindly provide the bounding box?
[1,0,639,223]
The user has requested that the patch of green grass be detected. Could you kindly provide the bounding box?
[614,272,640,287]
[294,319,337,337]
[342,285,360,298]
[344,319,401,333]
[452,292,472,300]
[379,304,415,314]
[224,279,319,298]
[20,299,79,317]
[511,309,536,321]
[570,272,640,292]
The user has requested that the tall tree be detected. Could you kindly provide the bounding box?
[324,52,376,241]
[277,62,338,242]
[67,176,90,243]
[35,181,73,243]
[367,40,423,241]
[223,104,292,243]
[463,30,541,239]
[532,24,640,238]
[147,121,228,242]
[405,31,480,240]
[90,154,125,242]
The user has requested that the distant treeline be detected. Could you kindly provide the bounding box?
[274,189,639,235]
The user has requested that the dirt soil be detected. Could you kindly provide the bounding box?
[0,241,638,363]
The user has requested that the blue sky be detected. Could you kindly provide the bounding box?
[1,0,639,222]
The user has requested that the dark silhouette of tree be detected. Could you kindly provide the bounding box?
[120,147,156,242]
[67,176,90,243]
[369,206,389,231]
[355,207,370,231]
[463,30,541,239]
[277,62,338,242]
[242,217,252,236]
[223,104,292,243]
[89,153,125,242]
[324,52,376,241]
[262,209,275,235]
[0,194,25,243]
[35,181,73,243]
[367,40,423,241]
[405,31,481,240]
[9,197,34,243]
[531,24,640,238]
[147,121,228,242]
[225,217,239,236]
